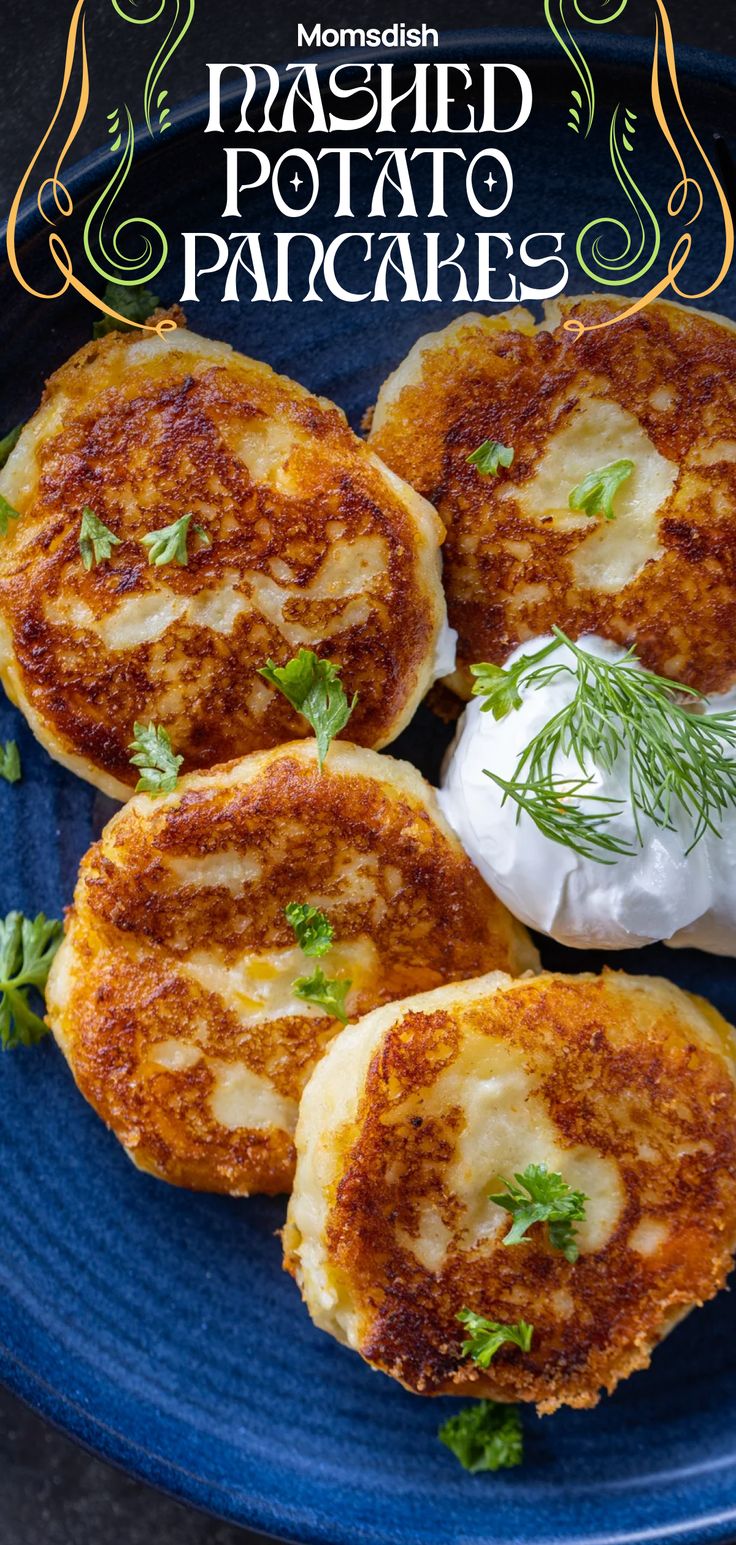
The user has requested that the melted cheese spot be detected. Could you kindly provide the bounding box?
[209,1059,298,1131]
[629,1216,669,1256]
[181,936,378,1026]
[436,1038,624,1264]
[148,1039,202,1071]
[399,1205,452,1274]
[165,850,262,892]
[506,397,678,592]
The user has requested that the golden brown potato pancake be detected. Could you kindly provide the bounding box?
[284,969,736,1412]
[369,296,736,696]
[0,317,449,798]
[45,742,537,1195]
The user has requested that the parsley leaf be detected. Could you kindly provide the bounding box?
[0,493,20,537]
[93,281,160,338]
[293,966,351,1022]
[128,721,183,795]
[141,513,209,568]
[0,742,21,784]
[79,507,122,571]
[490,1163,588,1263]
[457,1309,533,1368]
[467,440,515,476]
[0,911,63,1050]
[285,902,334,958]
[569,459,634,521]
[0,423,23,469]
[259,650,357,769]
[438,1401,523,1473]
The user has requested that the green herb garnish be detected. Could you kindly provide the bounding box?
[467,440,515,477]
[0,493,20,537]
[0,742,21,784]
[79,507,122,571]
[490,1163,587,1263]
[0,911,63,1050]
[128,721,183,795]
[141,513,209,568]
[285,902,334,958]
[438,1401,523,1473]
[457,1309,533,1368]
[93,281,160,338]
[0,424,23,469]
[569,459,633,520]
[293,966,351,1022]
[259,650,357,769]
[472,628,736,863]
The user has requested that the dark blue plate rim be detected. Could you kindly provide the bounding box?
[2,27,736,1545]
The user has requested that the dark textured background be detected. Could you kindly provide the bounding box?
[2,1,734,1542]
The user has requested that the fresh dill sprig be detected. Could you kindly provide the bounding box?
[472,629,736,864]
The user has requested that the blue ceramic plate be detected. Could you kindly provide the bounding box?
[1,32,736,1545]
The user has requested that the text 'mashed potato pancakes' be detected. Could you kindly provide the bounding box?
[369,296,736,696]
[45,742,537,1195]
[0,317,449,798]
[284,969,736,1412]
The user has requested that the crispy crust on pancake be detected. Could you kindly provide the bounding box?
[369,296,736,695]
[0,319,446,797]
[46,742,537,1194]
[284,970,736,1411]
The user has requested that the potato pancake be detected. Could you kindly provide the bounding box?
[0,317,450,798]
[45,742,537,1195]
[369,296,736,696]
[284,969,736,1412]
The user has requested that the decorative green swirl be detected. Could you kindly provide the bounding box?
[576,105,661,285]
[83,106,168,284]
[544,0,629,136]
[111,0,195,134]
[81,0,195,287]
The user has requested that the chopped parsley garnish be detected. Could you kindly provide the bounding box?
[293,966,351,1022]
[93,281,160,338]
[490,1163,588,1263]
[568,459,634,521]
[438,1400,523,1473]
[471,628,736,864]
[0,493,20,537]
[0,911,63,1050]
[0,423,23,469]
[128,721,183,795]
[457,1309,533,1368]
[0,742,21,784]
[467,440,515,477]
[79,507,121,571]
[141,513,209,568]
[259,650,357,769]
[285,902,334,958]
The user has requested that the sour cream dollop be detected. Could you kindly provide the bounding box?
[438,634,736,954]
